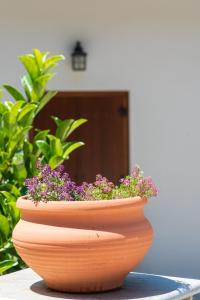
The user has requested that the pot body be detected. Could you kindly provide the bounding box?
[13,196,153,292]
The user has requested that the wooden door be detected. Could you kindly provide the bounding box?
[33,91,129,184]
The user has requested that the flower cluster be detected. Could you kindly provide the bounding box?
[25,162,159,202]
[25,161,85,202]
[136,176,158,198]
[83,175,115,200]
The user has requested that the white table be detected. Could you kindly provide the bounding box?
[0,268,200,300]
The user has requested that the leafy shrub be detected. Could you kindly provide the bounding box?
[25,162,159,202]
[0,49,87,274]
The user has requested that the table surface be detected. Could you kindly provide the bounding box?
[0,268,200,300]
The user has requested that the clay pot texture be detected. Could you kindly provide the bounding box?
[13,196,153,293]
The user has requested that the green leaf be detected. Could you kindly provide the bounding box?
[3,85,26,102]
[17,104,36,125]
[44,55,65,71]
[63,141,84,159]
[8,202,20,226]
[0,191,16,202]
[0,184,20,197]
[23,140,33,157]
[35,140,50,157]
[0,191,20,227]
[12,151,23,164]
[34,129,49,141]
[33,49,43,70]
[21,74,38,102]
[66,119,87,138]
[23,140,33,176]
[50,137,63,156]
[35,90,57,115]
[9,101,25,125]
[51,116,62,126]
[0,89,3,101]
[4,101,13,110]
[0,214,10,239]
[55,119,74,141]
[0,101,8,114]
[19,54,39,80]
[0,194,9,216]
[0,240,13,253]
[41,51,49,62]
[13,164,27,181]
[0,132,5,148]
[2,110,17,135]
[0,260,18,274]
[17,126,32,142]
[35,73,55,87]
[9,126,32,157]
[48,156,64,169]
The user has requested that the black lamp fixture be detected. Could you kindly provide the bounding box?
[71,41,87,71]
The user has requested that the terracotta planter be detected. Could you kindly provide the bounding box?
[13,196,153,293]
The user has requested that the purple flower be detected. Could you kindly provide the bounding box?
[25,161,158,202]
[132,165,141,178]
[94,174,114,193]
[36,160,42,170]
[25,162,83,202]
[102,186,112,193]
[119,178,130,186]
[76,185,85,194]
[95,174,103,181]
[55,165,64,173]
[60,191,73,201]
[41,164,51,176]
[136,177,159,197]
[25,177,39,193]
[64,180,76,190]
[40,191,48,197]
[62,172,70,181]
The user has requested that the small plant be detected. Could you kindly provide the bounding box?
[25,162,159,202]
[0,49,87,274]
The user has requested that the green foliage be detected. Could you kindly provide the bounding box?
[0,49,87,274]
[0,191,25,275]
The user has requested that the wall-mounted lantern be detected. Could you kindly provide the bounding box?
[71,41,87,71]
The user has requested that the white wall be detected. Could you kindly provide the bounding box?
[0,0,200,278]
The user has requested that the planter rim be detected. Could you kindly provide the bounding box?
[17,195,148,212]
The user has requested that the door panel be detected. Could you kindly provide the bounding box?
[33,91,129,184]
